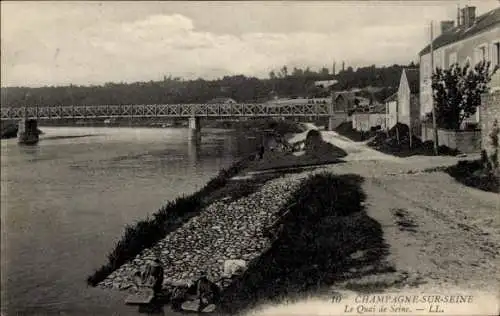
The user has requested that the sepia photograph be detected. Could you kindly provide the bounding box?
[1,1,499,315]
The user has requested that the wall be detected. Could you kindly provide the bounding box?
[410,95,421,136]
[398,70,411,126]
[352,113,387,132]
[386,100,398,129]
[328,114,349,131]
[421,124,481,153]
[480,89,500,167]
[420,26,500,120]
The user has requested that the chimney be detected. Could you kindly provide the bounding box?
[440,20,455,34]
[461,6,476,28]
[457,5,461,26]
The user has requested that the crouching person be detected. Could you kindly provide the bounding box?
[150,259,164,297]
[174,271,220,313]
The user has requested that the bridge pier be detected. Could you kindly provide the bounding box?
[18,118,39,145]
[188,116,201,142]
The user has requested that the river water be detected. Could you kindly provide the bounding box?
[1,126,259,315]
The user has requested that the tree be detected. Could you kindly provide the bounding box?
[431,61,497,130]
[280,65,288,78]
[320,67,330,77]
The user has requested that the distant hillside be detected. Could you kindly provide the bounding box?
[1,63,415,107]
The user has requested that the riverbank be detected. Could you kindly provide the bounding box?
[87,119,307,286]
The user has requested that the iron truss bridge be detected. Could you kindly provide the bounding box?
[0,103,333,120]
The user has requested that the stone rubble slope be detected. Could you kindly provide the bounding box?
[98,171,311,292]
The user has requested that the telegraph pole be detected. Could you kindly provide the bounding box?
[430,21,439,156]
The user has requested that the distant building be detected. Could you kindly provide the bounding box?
[314,80,338,89]
[332,92,370,113]
[266,97,331,106]
[332,92,355,113]
[206,97,237,104]
[419,6,500,127]
[385,92,398,129]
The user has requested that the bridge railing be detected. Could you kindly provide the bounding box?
[0,103,332,120]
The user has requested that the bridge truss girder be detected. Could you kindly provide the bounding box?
[0,103,331,120]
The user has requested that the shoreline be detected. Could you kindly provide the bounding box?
[87,120,309,287]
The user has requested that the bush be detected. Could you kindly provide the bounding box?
[445,159,499,193]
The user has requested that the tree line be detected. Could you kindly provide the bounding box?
[1,63,417,107]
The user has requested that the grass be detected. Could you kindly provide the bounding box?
[86,154,254,286]
[219,172,393,314]
[445,159,499,193]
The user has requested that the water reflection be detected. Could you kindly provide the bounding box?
[17,143,40,155]
[187,139,200,167]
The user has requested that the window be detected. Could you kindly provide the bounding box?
[475,44,488,64]
[493,42,500,68]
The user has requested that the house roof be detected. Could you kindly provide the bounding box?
[404,68,420,93]
[419,7,500,56]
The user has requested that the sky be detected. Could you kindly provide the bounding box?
[1,1,499,87]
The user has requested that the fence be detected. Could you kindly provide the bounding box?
[421,124,481,153]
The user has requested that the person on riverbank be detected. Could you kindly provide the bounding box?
[151,259,164,296]
[195,272,220,309]
[133,259,164,296]
[175,271,220,312]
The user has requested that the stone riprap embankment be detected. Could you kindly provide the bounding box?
[98,172,309,292]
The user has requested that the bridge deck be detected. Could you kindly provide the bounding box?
[1,103,332,120]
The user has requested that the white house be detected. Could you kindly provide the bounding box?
[419,6,500,128]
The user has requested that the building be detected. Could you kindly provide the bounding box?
[397,68,420,136]
[332,92,370,113]
[266,97,331,106]
[206,97,237,104]
[314,80,338,89]
[385,92,398,129]
[419,6,500,127]
[481,71,500,168]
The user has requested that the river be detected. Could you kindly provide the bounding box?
[0,126,260,315]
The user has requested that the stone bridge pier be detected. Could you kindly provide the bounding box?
[17,118,39,144]
[188,116,201,142]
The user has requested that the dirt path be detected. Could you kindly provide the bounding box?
[362,175,499,292]
[318,130,500,299]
